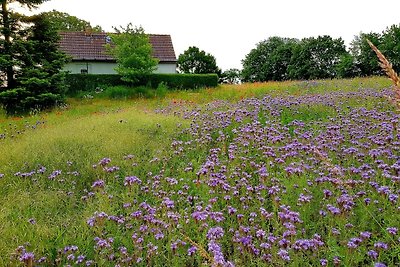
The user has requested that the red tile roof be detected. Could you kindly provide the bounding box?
[59,32,177,63]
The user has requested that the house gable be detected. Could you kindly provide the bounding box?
[59,32,177,74]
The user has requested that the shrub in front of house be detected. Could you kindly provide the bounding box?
[64,73,218,96]
[143,73,219,89]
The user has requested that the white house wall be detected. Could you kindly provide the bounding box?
[64,62,177,74]
[154,63,177,74]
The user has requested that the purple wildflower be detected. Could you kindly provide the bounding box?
[374,242,388,250]
[188,246,197,256]
[207,226,224,240]
[387,227,398,235]
[368,250,378,260]
[98,157,111,166]
[91,180,104,189]
[19,252,34,263]
[277,249,290,262]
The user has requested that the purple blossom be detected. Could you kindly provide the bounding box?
[188,246,197,256]
[368,250,378,260]
[19,252,34,263]
[98,157,111,166]
[277,249,290,262]
[360,231,372,240]
[374,242,388,250]
[48,170,61,180]
[387,227,398,235]
[207,226,224,240]
[91,180,104,189]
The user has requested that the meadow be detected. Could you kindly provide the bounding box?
[0,77,399,266]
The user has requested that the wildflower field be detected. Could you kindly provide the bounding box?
[0,77,399,266]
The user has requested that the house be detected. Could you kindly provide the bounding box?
[58,32,177,74]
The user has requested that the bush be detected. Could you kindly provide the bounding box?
[143,73,219,89]
[0,87,64,114]
[65,74,125,96]
[155,82,168,98]
[64,73,218,96]
[102,86,135,99]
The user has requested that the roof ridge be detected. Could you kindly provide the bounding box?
[58,31,176,62]
[59,32,171,36]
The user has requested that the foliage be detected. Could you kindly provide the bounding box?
[220,68,242,84]
[107,24,158,83]
[144,73,218,89]
[0,1,68,114]
[65,74,123,95]
[41,9,103,32]
[64,73,219,96]
[335,54,358,78]
[177,46,221,75]
[242,37,298,82]
[381,24,400,73]
[288,35,348,80]
[242,36,348,81]
[350,32,383,76]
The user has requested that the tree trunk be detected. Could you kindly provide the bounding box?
[1,0,16,89]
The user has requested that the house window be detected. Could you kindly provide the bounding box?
[81,69,88,74]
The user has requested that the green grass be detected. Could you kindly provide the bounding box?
[0,76,397,266]
[0,104,186,262]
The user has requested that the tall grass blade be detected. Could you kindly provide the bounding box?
[367,39,400,110]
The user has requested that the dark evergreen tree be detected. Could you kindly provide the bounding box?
[0,1,68,114]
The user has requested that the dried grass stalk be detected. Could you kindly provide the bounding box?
[367,39,400,109]
[180,233,213,262]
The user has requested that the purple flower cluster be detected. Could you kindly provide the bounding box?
[7,86,400,266]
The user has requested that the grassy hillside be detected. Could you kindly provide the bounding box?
[0,77,399,266]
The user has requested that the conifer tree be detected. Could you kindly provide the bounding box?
[0,0,68,114]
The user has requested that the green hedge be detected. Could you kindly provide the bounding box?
[65,73,218,96]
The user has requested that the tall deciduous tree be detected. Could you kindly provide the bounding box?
[42,10,103,32]
[350,32,383,76]
[107,24,158,83]
[381,24,400,73]
[177,46,221,75]
[220,68,242,84]
[0,1,68,113]
[242,37,297,82]
[288,35,347,80]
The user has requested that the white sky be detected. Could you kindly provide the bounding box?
[15,0,400,70]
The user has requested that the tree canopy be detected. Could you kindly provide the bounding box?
[107,24,158,82]
[42,10,103,32]
[241,32,397,81]
[288,36,348,80]
[220,68,242,84]
[242,37,298,82]
[177,46,221,75]
[350,32,383,76]
[0,1,68,114]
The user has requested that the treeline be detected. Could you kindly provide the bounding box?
[241,24,400,82]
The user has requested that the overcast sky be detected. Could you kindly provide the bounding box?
[19,0,400,70]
